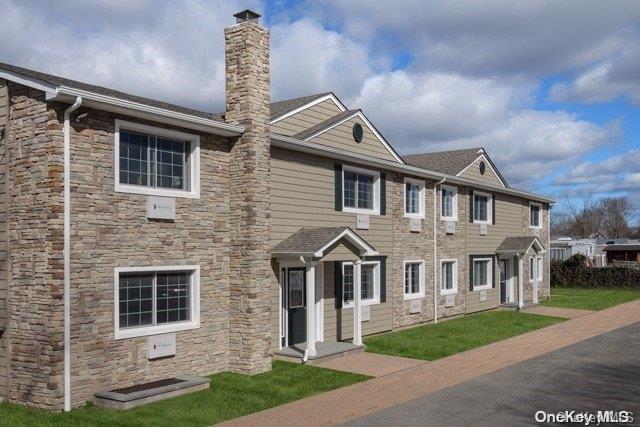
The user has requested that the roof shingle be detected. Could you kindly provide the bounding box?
[402,148,483,176]
[496,236,542,253]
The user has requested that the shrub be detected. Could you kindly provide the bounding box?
[551,255,640,289]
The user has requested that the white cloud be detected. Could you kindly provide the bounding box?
[549,39,640,105]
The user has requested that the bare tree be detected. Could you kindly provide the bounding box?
[601,197,633,238]
[554,194,636,238]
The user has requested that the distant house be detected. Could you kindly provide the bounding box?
[550,238,595,263]
[603,243,640,266]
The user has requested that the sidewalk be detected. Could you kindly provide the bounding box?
[220,299,640,427]
[520,304,593,319]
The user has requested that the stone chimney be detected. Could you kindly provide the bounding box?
[225,10,273,374]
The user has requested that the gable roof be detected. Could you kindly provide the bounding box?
[271,227,378,258]
[403,147,508,187]
[292,109,359,140]
[270,92,333,121]
[403,148,483,175]
[496,236,545,254]
[0,62,225,122]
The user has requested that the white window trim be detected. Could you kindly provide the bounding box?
[342,165,381,215]
[404,177,425,219]
[113,265,201,339]
[342,260,381,308]
[114,119,201,199]
[440,184,458,222]
[529,201,542,229]
[472,190,493,225]
[472,257,493,291]
[404,260,425,300]
[537,256,543,282]
[529,257,535,283]
[440,259,459,295]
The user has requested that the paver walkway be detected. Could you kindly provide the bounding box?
[220,300,640,427]
[314,352,424,377]
[521,304,593,319]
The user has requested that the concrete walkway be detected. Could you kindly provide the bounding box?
[314,352,424,377]
[521,304,594,319]
[220,300,640,427]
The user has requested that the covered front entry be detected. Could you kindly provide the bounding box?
[496,236,545,308]
[272,227,378,360]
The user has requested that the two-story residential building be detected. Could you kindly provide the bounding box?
[0,10,552,411]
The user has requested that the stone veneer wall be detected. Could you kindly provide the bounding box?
[67,107,232,407]
[521,202,551,301]
[5,83,65,409]
[0,79,8,401]
[224,20,273,374]
[391,174,436,328]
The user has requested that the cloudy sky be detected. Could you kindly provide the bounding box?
[2,0,639,207]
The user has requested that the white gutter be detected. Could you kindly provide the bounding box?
[63,96,82,412]
[433,177,446,324]
[270,134,555,205]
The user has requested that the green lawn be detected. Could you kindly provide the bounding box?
[364,311,563,361]
[0,361,369,426]
[542,288,640,311]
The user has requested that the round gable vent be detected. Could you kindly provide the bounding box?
[352,123,364,143]
[479,161,486,175]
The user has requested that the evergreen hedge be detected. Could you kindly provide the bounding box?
[551,254,640,288]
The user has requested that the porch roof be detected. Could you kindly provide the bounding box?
[496,236,545,255]
[271,227,378,258]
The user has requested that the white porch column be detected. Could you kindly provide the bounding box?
[517,255,524,309]
[353,260,363,346]
[306,261,317,357]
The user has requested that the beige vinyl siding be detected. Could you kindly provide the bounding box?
[307,116,399,163]
[270,147,393,347]
[465,191,526,313]
[459,156,505,187]
[270,99,343,136]
[0,79,7,399]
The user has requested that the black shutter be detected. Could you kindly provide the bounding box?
[469,190,474,223]
[334,261,343,309]
[492,194,496,225]
[379,257,387,303]
[380,173,386,215]
[334,164,343,211]
[492,256,497,288]
[469,256,474,291]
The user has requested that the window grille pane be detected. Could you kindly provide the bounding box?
[474,195,488,221]
[442,262,453,290]
[344,172,357,208]
[343,265,354,303]
[530,205,540,226]
[357,174,374,209]
[442,189,453,217]
[361,265,375,300]
[406,183,420,214]
[156,272,190,325]
[118,273,154,329]
[405,263,421,294]
[473,260,489,287]
[119,131,149,187]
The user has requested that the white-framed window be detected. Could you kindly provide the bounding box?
[115,120,200,198]
[473,191,493,224]
[529,202,542,228]
[114,265,200,339]
[342,165,380,215]
[440,259,458,295]
[404,177,425,219]
[342,260,380,308]
[537,257,543,282]
[441,185,458,221]
[404,260,425,300]
[471,257,493,291]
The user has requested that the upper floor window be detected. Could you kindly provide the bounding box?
[473,191,493,224]
[115,120,200,198]
[441,185,458,221]
[530,202,542,228]
[404,260,425,300]
[114,265,200,339]
[342,261,380,307]
[342,165,380,215]
[404,178,425,218]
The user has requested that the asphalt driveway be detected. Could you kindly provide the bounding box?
[346,322,640,426]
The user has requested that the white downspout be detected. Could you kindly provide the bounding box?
[433,177,446,324]
[64,96,82,412]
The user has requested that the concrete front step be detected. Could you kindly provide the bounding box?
[274,341,364,364]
